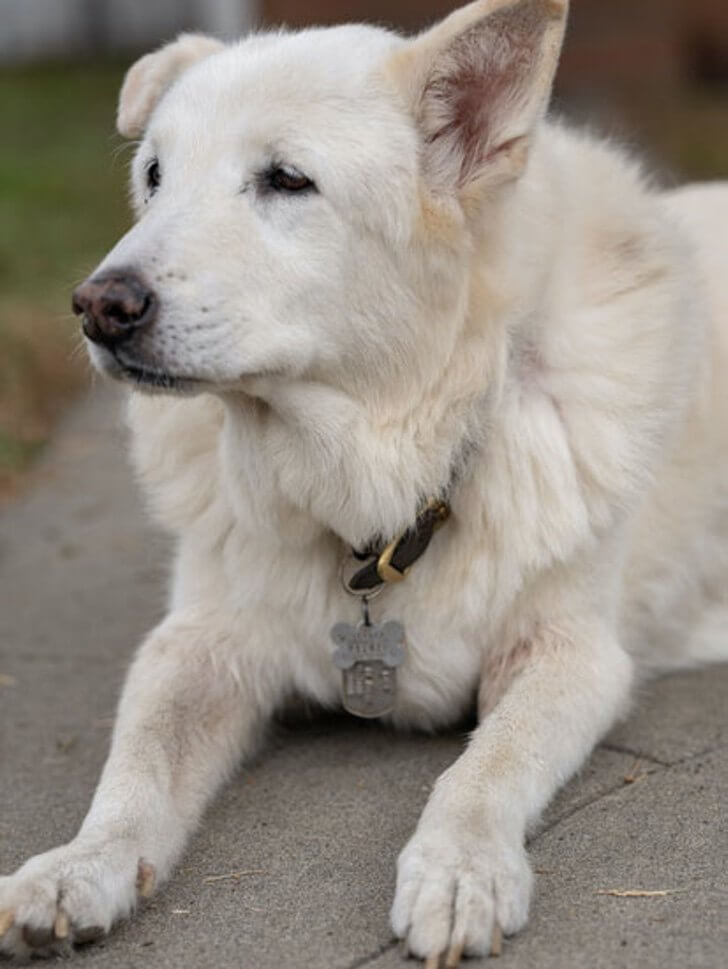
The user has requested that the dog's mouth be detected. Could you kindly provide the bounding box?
[116,361,198,394]
[90,344,201,396]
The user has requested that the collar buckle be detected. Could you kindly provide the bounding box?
[376,497,450,584]
[345,497,450,594]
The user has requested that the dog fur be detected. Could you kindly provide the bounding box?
[2,0,727,962]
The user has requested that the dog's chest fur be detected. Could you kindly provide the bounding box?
[127,391,549,727]
[125,373,624,730]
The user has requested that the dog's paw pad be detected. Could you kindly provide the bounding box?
[73,923,106,945]
[22,923,56,949]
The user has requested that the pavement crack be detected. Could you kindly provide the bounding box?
[532,742,679,842]
[599,742,669,766]
[601,739,728,770]
[341,939,398,969]
[532,777,646,843]
[669,741,728,767]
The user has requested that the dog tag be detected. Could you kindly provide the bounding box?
[331,619,405,718]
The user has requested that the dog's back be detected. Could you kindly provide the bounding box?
[623,183,728,672]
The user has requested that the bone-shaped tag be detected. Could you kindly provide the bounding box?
[330,620,405,718]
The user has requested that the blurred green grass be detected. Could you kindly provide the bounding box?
[0,62,130,307]
[0,61,130,489]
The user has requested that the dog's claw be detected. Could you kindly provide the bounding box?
[136,859,156,898]
[0,910,14,938]
[53,910,70,940]
[444,940,463,968]
[490,922,503,957]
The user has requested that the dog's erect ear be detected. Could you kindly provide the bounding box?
[117,34,225,138]
[392,0,568,190]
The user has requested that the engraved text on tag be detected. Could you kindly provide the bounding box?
[331,620,405,718]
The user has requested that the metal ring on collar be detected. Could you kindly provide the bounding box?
[339,556,385,599]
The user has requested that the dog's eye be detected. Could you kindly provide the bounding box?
[146,159,161,194]
[267,165,315,194]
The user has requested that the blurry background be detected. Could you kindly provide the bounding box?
[0,0,727,495]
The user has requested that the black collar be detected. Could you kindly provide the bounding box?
[346,497,451,594]
[343,435,477,594]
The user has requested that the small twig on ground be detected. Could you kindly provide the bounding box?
[623,759,646,784]
[202,869,265,884]
[56,734,78,753]
[596,889,681,898]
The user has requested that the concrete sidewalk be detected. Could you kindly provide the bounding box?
[1,385,726,969]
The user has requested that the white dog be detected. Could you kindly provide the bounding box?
[2,0,727,963]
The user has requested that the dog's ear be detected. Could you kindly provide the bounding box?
[392,0,567,190]
[117,34,224,138]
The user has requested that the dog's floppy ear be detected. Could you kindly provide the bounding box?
[117,33,225,138]
[393,0,567,190]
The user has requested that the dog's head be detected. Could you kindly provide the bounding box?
[74,0,567,400]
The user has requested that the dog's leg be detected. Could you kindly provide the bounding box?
[0,609,268,957]
[391,608,634,964]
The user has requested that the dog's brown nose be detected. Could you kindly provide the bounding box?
[72,272,157,347]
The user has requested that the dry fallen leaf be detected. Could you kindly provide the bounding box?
[0,674,17,688]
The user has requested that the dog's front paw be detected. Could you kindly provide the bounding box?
[391,808,532,966]
[0,839,155,958]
